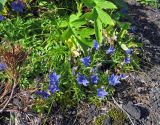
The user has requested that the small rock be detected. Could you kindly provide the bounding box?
[89,105,96,113]
[143,39,150,45]
[72,111,76,115]
[13,98,22,107]
[86,115,92,124]
[90,105,96,110]
[122,102,141,120]
[103,117,112,125]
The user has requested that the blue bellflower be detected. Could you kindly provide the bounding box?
[0,15,4,21]
[11,0,25,13]
[125,49,133,54]
[93,40,99,50]
[91,67,97,73]
[106,46,115,54]
[48,84,60,94]
[97,88,108,99]
[120,74,125,79]
[77,74,89,86]
[80,56,91,67]
[48,72,60,94]
[0,63,6,71]
[124,57,130,64]
[109,74,121,86]
[91,75,98,84]
[120,74,128,79]
[49,72,60,85]
[36,91,50,99]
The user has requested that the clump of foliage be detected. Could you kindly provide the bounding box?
[137,0,160,8]
[95,114,109,125]
[0,0,140,115]
[108,108,128,125]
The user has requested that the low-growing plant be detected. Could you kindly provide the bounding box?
[137,0,160,8]
[0,0,140,117]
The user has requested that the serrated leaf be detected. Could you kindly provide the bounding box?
[69,14,79,22]
[61,28,72,41]
[70,18,86,28]
[76,28,95,38]
[81,0,96,7]
[96,7,114,26]
[59,20,68,28]
[95,1,117,9]
[95,17,102,43]
[81,10,98,20]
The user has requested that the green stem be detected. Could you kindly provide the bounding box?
[42,98,55,125]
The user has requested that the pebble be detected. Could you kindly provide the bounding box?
[103,117,112,125]
[122,102,141,120]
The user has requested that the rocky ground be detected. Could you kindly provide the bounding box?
[0,1,160,125]
[115,0,160,125]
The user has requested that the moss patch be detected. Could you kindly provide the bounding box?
[108,108,128,125]
[94,115,109,125]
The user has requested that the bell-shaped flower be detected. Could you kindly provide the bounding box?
[77,74,89,86]
[106,46,115,54]
[11,0,25,13]
[91,75,98,84]
[109,74,121,86]
[97,88,108,99]
[80,56,91,67]
[93,40,99,50]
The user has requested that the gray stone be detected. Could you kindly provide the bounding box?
[122,102,141,120]
[103,117,112,125]
[86,115,92,124]
[13,98,22,107]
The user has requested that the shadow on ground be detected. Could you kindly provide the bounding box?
[126,1,160,65]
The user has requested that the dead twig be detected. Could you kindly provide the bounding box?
[0,81,17,113]
[112,97,135,125]
[0,82,12,101]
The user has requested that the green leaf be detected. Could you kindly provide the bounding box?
[0,0,7,6]
[81,10,98,20]
[95,0,117,9]
[0,0,7,11]
[70,18,86,28]
[78,37,93,47]
[81,0,96,7]
[69,14,79,22]
[96,7,114,26]
[76,28,95,38]
[69,14,86,28]
[75,36,93,54]
[59,20,68,28]
[61,28,72,41]
[95,18,102,43]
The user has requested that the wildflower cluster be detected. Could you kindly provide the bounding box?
[11,0,25,13]
[0,0,139,112]
[75,40,130,99]
[36,72,60,98]
[0,0,25,20]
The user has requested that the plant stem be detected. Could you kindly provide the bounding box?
[43,98,55,125]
